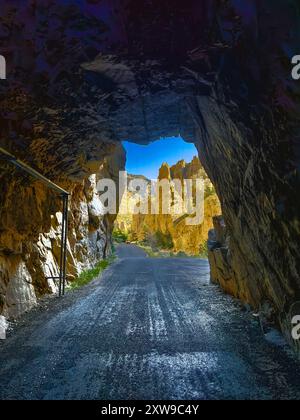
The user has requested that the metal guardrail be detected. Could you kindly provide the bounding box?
[0,146,69,296]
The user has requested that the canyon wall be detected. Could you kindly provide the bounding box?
[0,1,300,352]
[116,157,221,256]
[0,144,125,320]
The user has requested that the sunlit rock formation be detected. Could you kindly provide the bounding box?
[0,144,125,319]
[116,157,221,255]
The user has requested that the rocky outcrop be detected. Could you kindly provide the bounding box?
[118,157,221,255]
[0,1,300,353]
[208,216,235,296]
[0,145,125,320]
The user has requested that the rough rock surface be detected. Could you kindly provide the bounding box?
[208,216,235,296]
[0,1,300,353]
[0,144,125,321]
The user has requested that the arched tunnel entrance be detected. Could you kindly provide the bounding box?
[114,136,221,258]
[0,0,300,400]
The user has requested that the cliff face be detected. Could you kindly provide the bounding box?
[0,144,125,319]
[117,157,221,256]
[0,1,300,352]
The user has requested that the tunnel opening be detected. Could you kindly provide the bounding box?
[113,136,221,259]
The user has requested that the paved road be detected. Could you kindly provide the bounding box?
[0,244,300,400]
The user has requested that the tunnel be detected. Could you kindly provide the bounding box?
[0,0,300,360]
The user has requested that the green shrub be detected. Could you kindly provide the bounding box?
[112,229,128,243]
[69,257,114,290]
[199,241,208,258]
[111,242,116,254]
[155,231,174,250]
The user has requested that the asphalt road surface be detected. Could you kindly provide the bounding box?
[0,244,300,400]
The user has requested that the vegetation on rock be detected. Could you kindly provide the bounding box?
[68,256,115,290]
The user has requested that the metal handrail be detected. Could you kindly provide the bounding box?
[0,146,69,296]
[0,147,69,195]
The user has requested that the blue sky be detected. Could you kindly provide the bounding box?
[123,137,198,179]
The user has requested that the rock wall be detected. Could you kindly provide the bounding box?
[208,216,234,296]
[0,144,125,321]
[193,90,300,349]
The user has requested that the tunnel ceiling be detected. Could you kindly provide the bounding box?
[0,0,299,176]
